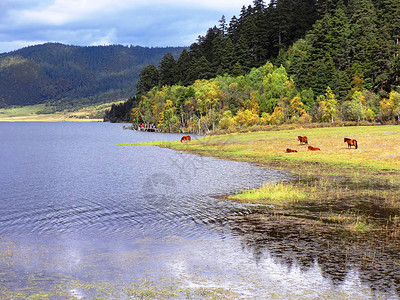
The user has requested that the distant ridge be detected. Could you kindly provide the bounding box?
[0,43,185,109]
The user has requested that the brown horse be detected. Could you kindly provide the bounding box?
[308,146,320,151]
[286,148,298,153]
[298,136,308,144]
[344,137,358,149]
[180,135,191,142]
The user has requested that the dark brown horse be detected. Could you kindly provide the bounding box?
[298,136,308,144]
[286,148,298,153]
[180,135,191,142]
[344,137,358,149]
[308,146,320,151]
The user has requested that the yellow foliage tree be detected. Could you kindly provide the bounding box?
[270,106,284,125]
[389,90,400,121]
[131,107,139,124]
[380,97,394,121]
[318,87,338,123]
[289,96,304,122]
[235,109,259,127]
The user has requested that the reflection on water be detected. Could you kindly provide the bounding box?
[0,122,282,238]
[0,122,399,299]
[226,213,400,298]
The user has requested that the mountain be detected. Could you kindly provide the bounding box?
[0,43,185,109]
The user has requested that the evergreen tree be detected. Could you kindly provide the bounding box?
[313,62,330,97]
[159,53,178,86]
[220,38,235,74]
[187,56,213,81]
[281,39,311,90]
[176,49,193,86]
[235,34,253,72]
[376,0,400,89]
[136,64,159,97]
[211,34,226,73]
[348,0,378,79]
[330,1,351,71]
[218,15,228,37]
[196,27,220,63]
[227,15,240,42]
[292,0,319,40]
[269,0,295,55]
[232,62,245,76]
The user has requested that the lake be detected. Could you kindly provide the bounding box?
[0,122,398,299]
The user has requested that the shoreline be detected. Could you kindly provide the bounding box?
[0,102,121,122]
[124,124,400,238]
[0,118,103,122]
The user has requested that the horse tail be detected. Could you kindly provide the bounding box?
[355,140,358,149]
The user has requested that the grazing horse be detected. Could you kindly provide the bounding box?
[308,146,320,151]
[286,148,298,153]
[180,135,191,142]
[298,136,308,144]
[344,137,358,149]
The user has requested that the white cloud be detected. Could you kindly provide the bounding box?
[12,0,253,25]
[152,0,254,11]
[0,0,255,53]
[90,28,117,46]
[14,0,121,25]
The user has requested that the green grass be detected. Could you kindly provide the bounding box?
[175,124,400,170]
[0,104,46,117]
[229,182,309,205]
[0,102,117,122]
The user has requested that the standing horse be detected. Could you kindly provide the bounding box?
[181,135,191,142]
[298,136,308,144]
[344,138,358,149]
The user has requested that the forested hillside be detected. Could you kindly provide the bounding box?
[0,43,185,109]
[114,0,400,131]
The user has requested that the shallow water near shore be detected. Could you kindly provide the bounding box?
[0,122,399,299]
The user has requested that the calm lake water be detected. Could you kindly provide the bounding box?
[0,122,398,299]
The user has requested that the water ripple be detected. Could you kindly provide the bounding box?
[0,123,288,240]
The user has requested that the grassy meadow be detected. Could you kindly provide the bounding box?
[0,102,121,122]
[121,124,400,235]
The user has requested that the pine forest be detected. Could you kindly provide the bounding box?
[106,0,400,134]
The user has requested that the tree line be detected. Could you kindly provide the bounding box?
[106,0,400,129]
[129,62,400,134]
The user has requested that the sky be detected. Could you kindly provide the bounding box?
[0,0,255,54]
